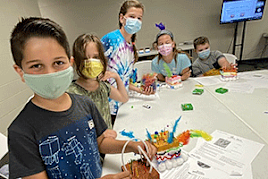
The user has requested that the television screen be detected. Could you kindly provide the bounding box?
[220,0,266,24]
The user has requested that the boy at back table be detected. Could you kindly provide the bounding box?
[192,36,235,77]
[8,17,156,179]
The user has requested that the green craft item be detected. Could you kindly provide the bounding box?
[163,63,172,77]
[181,103,193,111]
[215,87,228,94]
[192,88,204,95]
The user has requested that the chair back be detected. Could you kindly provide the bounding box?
[134,60,152,81]
[223,53,238,64]
[0,133,8,160]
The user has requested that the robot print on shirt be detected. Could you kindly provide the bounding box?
[86,131,97,151]
[39,136,60,165]
[62,136,84,165]
[80,163,94,179]
[48,165,62,178]
[86,130,102,174]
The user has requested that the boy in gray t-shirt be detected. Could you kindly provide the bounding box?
[192,36,233,77]
[8,17,156,179]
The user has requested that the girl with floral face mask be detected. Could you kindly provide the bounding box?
[67,34,129,131]
[151,24,192,82]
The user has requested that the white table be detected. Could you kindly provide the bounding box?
[203,70,268,144]
[102,72,268,178]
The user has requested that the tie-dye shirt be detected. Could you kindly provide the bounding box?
[101,29,134,115]
[8,93,107,179]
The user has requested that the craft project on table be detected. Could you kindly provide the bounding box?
[146,116,212,172]
[119,117,212,175]
[141,73,157,92]
[163,63,182,88]
[121,139,160,179]
[220,67,238,81]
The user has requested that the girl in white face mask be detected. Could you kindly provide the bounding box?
[67,34,129,130]
[151,24,192,82]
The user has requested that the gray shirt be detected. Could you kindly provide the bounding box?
[192,50,225,76]
[8,93,107,179]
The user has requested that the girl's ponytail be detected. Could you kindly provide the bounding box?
[131,33,139,62]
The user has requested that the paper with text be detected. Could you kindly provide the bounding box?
[189,130,264,176]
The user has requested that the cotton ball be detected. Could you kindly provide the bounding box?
[176,157,184,166]
[172,158,177,168]
[169,150,176,155]
[165,160,173,170]
[158,162,166,172]
[180,153,188,162]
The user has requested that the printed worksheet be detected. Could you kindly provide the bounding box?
[158,157,209,179]
[238,72,268,89]
[189,130,264,176]
[187,156,252,179]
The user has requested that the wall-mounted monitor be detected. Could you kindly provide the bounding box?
[220,0,266,24]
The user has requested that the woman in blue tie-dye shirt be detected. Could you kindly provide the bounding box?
[101,0,154,124]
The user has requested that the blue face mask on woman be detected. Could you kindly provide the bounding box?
[198,48,211,59]
[23,66,74,99]
[124,17,142,34]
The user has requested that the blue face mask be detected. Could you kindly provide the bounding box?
[23,66,74,99]
[124,17,142,34]
[198,48,211,59]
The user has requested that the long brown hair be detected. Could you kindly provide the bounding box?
[119,0,144,62]
[73,34,107,79]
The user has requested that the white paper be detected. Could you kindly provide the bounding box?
[0,133,8,160]
[189,130,264,176]
[158,157,209,179]
[188,156,252,179]
[194,76,224,86]
[224,82,254,93]
[238,73,268,89]
[128,91,160,102]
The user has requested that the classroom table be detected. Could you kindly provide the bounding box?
[203,70,268,144]
[101,71,268,179]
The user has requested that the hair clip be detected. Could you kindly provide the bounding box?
[132,42,135,45]
[155,22,165,30]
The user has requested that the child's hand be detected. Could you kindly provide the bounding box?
[181,70,191,81]
[140,86,155,95]
[100,171,130,179]
[103,129,117,139]
[99,71,119,81]
[231,63,238,70]
[129,141,157,160]
[222,64,228,70]
[222,63,238,70]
